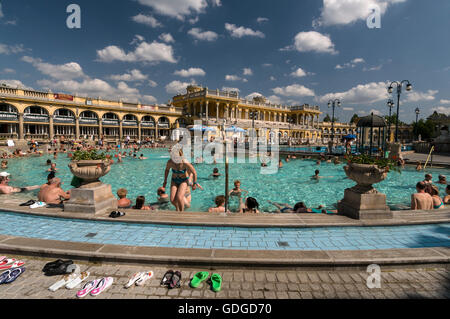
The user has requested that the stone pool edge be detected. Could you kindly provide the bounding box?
[1,204,450,229]
[0,234,448,268]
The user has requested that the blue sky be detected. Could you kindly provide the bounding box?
[0,0,449,123]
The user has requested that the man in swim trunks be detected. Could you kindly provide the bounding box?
[38,177,71,205]
[117,188,132,209]
[411,182,433,210]
[0,172,40,194]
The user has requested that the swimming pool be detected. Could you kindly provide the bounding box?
[4,149,450,212]
[0,212,448,251]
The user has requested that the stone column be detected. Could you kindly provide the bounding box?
[155,123,159,139]
[18,113,24,140]
[226,104,230,120]
[205,101,209,121]
[216,103,219,121]
[99,120,103,140]
[75,117,80,140]
[49,116,54,140]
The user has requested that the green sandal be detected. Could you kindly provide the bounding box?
[190,271,209,288]
[210,273,222,292]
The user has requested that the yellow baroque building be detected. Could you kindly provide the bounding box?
[0,84,322,142]
[172,86,322,141]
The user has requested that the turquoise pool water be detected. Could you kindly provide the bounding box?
[4,149,450,212]
[0,212,448,251]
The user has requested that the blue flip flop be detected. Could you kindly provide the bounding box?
[0,267,26,284]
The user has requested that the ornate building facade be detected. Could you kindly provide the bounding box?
[0,84,323,143]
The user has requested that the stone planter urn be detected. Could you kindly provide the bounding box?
[338,162,392,220]
[68,160,111,185]
[64,160,117,215]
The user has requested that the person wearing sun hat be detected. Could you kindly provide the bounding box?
[0,172,40,195]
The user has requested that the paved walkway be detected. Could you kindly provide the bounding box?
[404,153,450,166]
[1,255,448,299]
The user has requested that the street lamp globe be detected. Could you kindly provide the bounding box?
[388,86,394,94]
[415,108,420,115]
[406,83,413,91]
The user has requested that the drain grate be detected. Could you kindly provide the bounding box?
[278,241,290,247]
[85,233,97,238]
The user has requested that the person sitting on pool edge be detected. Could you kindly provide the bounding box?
[426,184,445,210]
[117,188,132,209]
[132,196,153,211]
[443,185,450,205]
[239,197,260,214]
[38,177,71,207]
[208,195,226,213]
[411,182,433,211]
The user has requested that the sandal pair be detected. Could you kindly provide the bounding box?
[161,270,181,289]
[109,211,126,218]
[0,267,26,285]
[191,272,222,292]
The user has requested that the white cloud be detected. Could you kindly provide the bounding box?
[290,67,308,78]
[243,68,253,76]
[317,81,389,104]
[159,33,175,43]
[148,80,158,87]
[314,0,407,27]
[165,80,195,94]
[22,56,85,80]
[225,75,242,81]
[211,0,222,6]
[0,3,3,19]
[188,16,199,24]
[267,95,283,104]
[174,67,206,77]
[257,17,269,24]
[225,23,265,38]
[272,84,315,97]
[97,41,176,64]
[269,76,276,81]
[404,90,438,103]
[132,14,162,28]
[2,68,15,74]
[0,79,32,90]
[0,43,25,55]
[290,31,337,54]
[440,99,450,105]
[343,107,355,111]
[335,58,365,70]
[37,78,156,103]
[187,28,218,41]
[136,0,208,20]
[142,95,158,104]
[109,69,149,82]
[262,63,272,67]
[363,64,383,71]
[432,106,450,115]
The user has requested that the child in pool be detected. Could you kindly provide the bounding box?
[157,187,170,204]
[229,180,248,198]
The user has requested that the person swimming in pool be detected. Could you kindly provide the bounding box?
[229,180,248,198]
[162,147,199,212]
[311,170,321,180]
[211,168,221,178]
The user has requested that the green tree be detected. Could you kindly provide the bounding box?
[384,113,406,126]
[323,114,339,122]
[350,114,359,124]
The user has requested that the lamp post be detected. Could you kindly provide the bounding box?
[327,99,341,144]
[387,80,413,142]
[387,99,395,142]
[415,107,420,141]
[249,110,259,130]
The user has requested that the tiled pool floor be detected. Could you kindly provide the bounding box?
[0,212,449,251]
